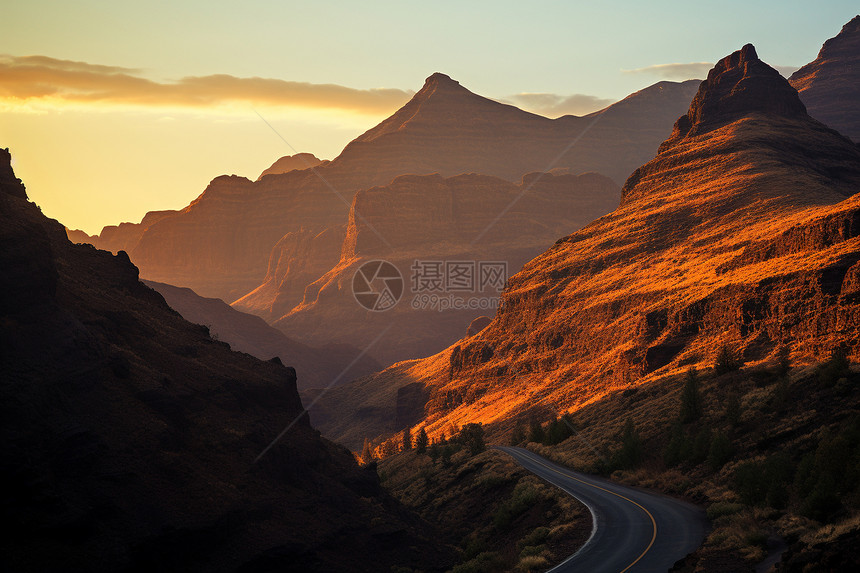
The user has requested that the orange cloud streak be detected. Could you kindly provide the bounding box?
[0,54,413,113]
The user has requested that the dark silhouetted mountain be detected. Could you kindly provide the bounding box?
[0,147,449,572]
[790,15,860,142]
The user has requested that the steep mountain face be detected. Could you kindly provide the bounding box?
[144,280,381,389]
[130,172,346,302]
[0,148,448,572]
[233,225,346,322]
[276,171,620,371]
[257,152,323,180]
[76,75,697,303]
[95,210,179,255]
[790,15,860,142]
[322,45,860,450]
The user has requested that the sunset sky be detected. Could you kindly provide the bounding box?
[2,1,857,235]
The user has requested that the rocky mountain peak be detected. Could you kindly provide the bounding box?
[409,72,471,103]
[789,16,860,142]
[821,14,860,55]
[806,15,860,75]
[670,44,807,140]
[0,148,27,200]
[423,72,461,88]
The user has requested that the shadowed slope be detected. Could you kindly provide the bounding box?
[144,279,381,390]
[790,15,860,142]
[0,148,449,572]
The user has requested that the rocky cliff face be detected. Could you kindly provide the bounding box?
[0,149,448,572]
[95,209,179,255]
[79,75,697,304]
[671,44,806,139]
[790,15,860,142]
[130,172,349,302]
[232,225,346,321]
[289,171,620,446]
[279,171,620,369]
[323,45,860,450]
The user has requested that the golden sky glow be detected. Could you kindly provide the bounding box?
[4,102,393,236]
[1,55,410,235]
[2,1,856,236]
[0,54,626,236]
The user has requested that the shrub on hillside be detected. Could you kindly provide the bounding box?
[679,367,703,423]
[714,344,743,376]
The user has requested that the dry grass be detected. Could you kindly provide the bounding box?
[378,448,589,572]
[508,360,860,569]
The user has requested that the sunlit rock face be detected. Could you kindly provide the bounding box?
[323,45,860,450]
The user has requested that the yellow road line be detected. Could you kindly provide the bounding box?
[514,450,658,573]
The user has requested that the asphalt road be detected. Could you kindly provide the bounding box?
[497,447,709,573]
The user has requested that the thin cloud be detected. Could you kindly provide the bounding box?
[504,92,616,117]
[622,62,712,80]
[624,61,800,80]
[0,54,413,114]
[9,55,141,75]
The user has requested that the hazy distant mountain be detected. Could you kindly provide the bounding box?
[328,73,699,187]
[317,44,860,450]
[94,209,179,255]
[70,75,697,303]
[790,15,860,142]
[144,279,382,390]
[257,152,324,180]
[0,148,448,571]
[65,226,97,244]
[272,170,621,369]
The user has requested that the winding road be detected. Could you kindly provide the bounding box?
[497,447,709,573]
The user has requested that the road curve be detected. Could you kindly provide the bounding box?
[497,447,708,573]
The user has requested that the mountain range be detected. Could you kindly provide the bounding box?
[313,41,860,450]
[68,75,699,306]
[7,12,860,573]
